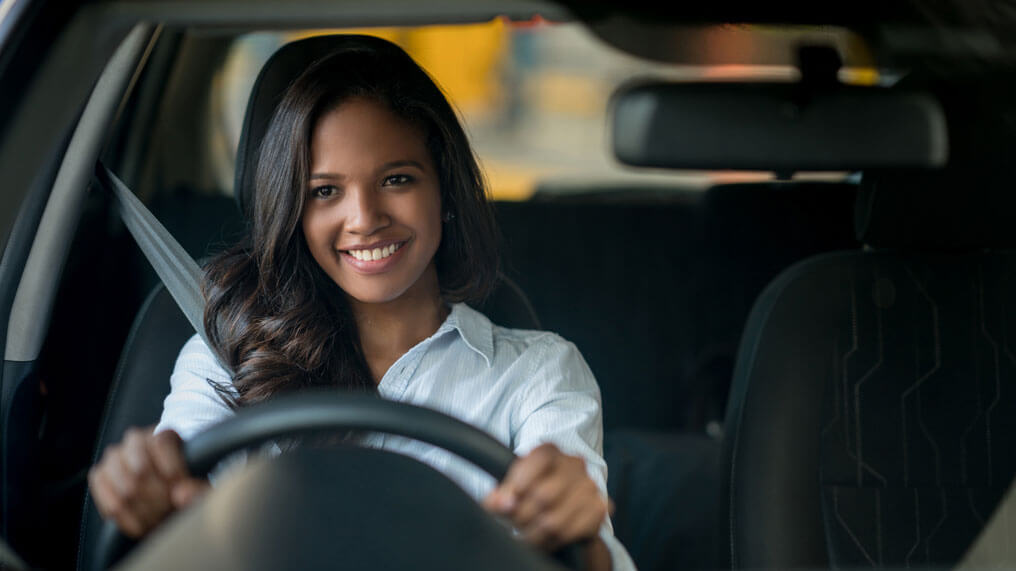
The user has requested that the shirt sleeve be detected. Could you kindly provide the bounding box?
[154,334,236,441]
[511,335,638,571]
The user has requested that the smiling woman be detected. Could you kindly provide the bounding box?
[206,37,500,400]
[86,34,636,571]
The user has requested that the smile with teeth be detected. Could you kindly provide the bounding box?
[346,242,403,262]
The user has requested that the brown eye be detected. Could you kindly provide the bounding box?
[382,174,413,187]
[312,185,338,198]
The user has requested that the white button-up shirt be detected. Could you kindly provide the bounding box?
[156,302,636,570]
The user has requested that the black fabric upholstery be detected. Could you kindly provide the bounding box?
[497,182,858,433]
[724,74,1016,570]
[605,430,720,571]
[724,250,1016,568]
[819,254,1016,566]
[495,200,700,433]
[477,273,542,330]
[691,182,859,427]
[77,284,197,571]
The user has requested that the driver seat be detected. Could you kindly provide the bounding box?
[77,34,542,570]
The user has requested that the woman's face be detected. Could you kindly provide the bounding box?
[302,97,443,305]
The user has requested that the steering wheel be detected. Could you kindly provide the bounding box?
[93,392,587,570]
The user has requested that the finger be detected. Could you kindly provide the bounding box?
[525,477,606,551]
[88,467,120,520]
[482,489,503,512]
[554,497,608,551]
[116,508,147,539]
[91,468,146,538]
[520,478,589,549]
[510,465,573,529]
[122,428,154,477]
[485,484,520,514]
[108,433,175,535]
[170,478,210,508]
[501,444,560,499]
[148,430,187,482]
[93,438,175,538]
[125,470,173,532]
[102,447,135,498]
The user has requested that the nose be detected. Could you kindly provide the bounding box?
[344,185,390,236]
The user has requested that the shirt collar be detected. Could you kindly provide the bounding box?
[439,303,494,367]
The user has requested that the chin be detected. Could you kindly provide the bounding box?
[349,293,405,305]
[340,283,413,305]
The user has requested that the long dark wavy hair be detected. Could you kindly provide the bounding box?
[202,38,500,406]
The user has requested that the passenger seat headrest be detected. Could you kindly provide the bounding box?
[857,75,1016,251]
[234,35,406,219]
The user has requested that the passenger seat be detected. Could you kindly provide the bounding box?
[722,76,1016,568]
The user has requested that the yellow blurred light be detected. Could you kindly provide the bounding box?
[840,67,880,85]
[288,21,507,116]
[529,73,604,117]
[481,159,541,201]
[404,21,508,115]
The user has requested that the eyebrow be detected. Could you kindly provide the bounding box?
[309,160,427,181]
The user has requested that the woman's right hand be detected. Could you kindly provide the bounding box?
[87,427,210,538]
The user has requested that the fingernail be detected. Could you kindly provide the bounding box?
[500,493,516,511]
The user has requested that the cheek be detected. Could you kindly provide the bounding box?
[424,202,443,240]
[420,190,444,245]
[301,208,331,255]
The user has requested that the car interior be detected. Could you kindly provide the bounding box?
[2,1,1016,570]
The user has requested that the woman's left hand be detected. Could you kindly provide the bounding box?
[483,443,611,555]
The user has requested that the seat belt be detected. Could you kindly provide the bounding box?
[94,162,219,358]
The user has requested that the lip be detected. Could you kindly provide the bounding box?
[338,239,409,275]
[339,238,405,252]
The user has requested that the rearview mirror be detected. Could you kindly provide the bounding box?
[610,82,948,171]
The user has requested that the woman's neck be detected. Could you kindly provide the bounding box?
[349,267,448,384]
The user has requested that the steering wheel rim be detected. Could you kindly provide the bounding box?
[94,392,586,570]
[182,392,516,478]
